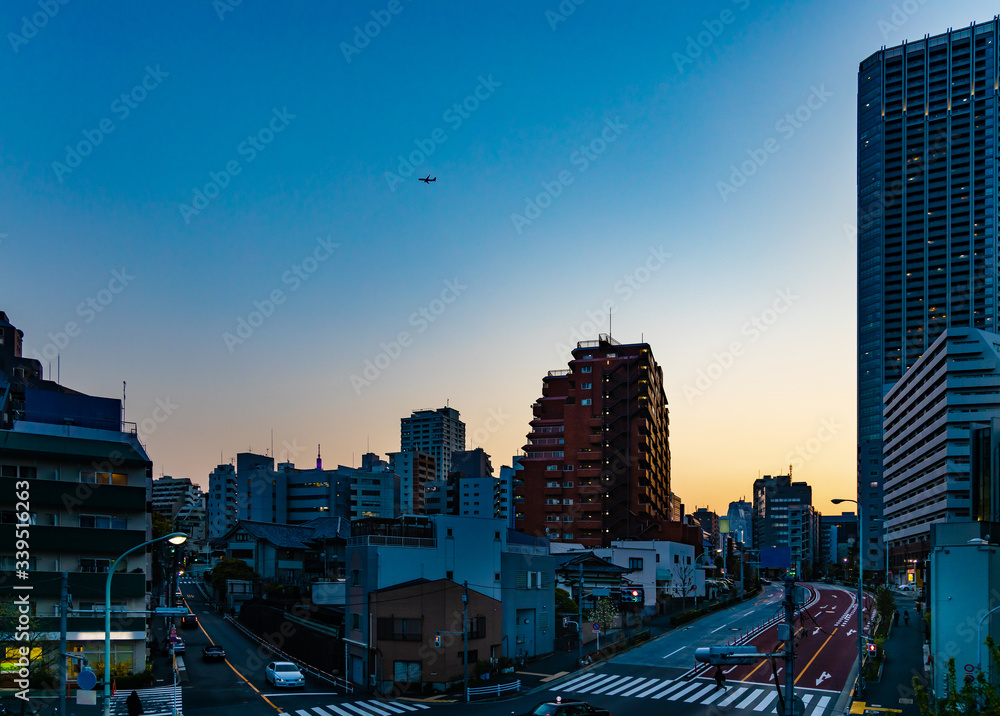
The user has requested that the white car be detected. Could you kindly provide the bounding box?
[265,661,305,688]
[897,583,915,592]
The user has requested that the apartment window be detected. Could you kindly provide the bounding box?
[563,465,574,471]
[351,569,360,586]
[562,482,574,488]
[79,514,127,530]
[352,613,361,629]
[581,399,592,406]
[446,570,454,580]
[546,465,559,471]
[581,366,592,373]
[582,383,592,390]
[674,554,679,563]
[468,616,487,639]
[629,557,643,570]
[447,528,453,537]
[546,481,560,488]
[81,471,127,486]
[495,573,501,581]
[377,617,422,641]
[563,515,573,522]
[546,516,559,522]
[563,533,573,539]
[1,465,36,479]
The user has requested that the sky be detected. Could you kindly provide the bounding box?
[2,0,997,516]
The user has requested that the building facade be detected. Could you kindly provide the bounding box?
[516,335,672,547]
[387,449,435,515]
[883,327,1000,571]
[400,407,466,482]
[752,474,813,568]
[857,18,1000,574]
[208,463,238,538]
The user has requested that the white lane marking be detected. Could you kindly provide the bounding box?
[575,674,622,693]
[662,682,704,700]
[663,646,686,658]
[590,675,633,694]
[637,680,683,698]
[360,701,394,716]
[718,686,748,707]
[754,690,779,711]
[684,684,718,702]
[603,676,639,695]
[553,672,605,691]
[321,706,356,716]
[737,688,763,709]
[619,677,657,696]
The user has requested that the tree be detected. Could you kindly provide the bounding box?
[210,558,257,595]
[587,597,620,635]
[0,600,57,693]
[914,637,1000,715]
[668,565,699,610]
[875,585,896,629]
[555,587,578,616]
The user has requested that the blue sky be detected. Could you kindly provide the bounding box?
[2,0,997,513]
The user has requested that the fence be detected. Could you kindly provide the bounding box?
[466,680,520,700]
[223,614,353,694]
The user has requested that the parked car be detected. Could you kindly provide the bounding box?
[265,661,305,688]
[172,639,185,655]
[202,645,226,662]
[521,699,611,716]
[897,583,915,592]
[181,614,198,629]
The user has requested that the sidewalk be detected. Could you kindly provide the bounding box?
[858,594,927,715]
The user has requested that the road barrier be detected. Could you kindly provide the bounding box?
[466,680,520,700]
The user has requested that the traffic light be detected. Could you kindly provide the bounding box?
[867,642,877,658]
[621,587,643,603]
[434,634,441,648]
[562,617,569,628]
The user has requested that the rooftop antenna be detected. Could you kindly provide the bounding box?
[57,355,60,385]
[122,381,126,424]
[271,429,274,459]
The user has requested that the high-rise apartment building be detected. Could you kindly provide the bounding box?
[753,474,812,561]
[208,463,238,538]
[858,19,1000,575]
[400,407,466,481]
[388,450,435,514]
[515,335,672,547]
[726,500,753,549]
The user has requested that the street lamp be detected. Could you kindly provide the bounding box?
[833,498,865,694]
[105,532,187,716]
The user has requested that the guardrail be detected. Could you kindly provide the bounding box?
[466,680,520,700]
[223,614,354,694]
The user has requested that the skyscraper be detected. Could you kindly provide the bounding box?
[515,334,672,547]
[400,406,466,481]
[857,18,1000,576]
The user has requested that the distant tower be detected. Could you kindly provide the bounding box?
[316,444,322,470]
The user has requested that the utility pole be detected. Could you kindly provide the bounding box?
[462,581,469,702]
[578,563,584,667]
[783,574,796,715]
[59,571,68,716]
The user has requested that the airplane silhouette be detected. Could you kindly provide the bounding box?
[419,175,436,184]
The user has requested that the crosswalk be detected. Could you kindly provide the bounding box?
[108,686,182,716]
[291,700,432,716]
[550,671,835,715]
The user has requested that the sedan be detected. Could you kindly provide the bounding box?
[202,645,226,662]
[265,661,305,688]
[522,699,610,716]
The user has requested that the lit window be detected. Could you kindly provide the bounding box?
[581,399,592,406]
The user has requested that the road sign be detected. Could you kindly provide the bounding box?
[154,607,189,616]
[76,668,97,690]
[592,623,601,633]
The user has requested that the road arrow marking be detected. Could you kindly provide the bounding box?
[813,627,821,635]
[847,629,856,636]
[724,666,738,674]
[816,672,831,686]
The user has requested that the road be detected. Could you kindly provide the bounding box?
[175,580,863,716]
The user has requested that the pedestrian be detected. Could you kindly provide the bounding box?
[893,610,899,626]
[714,666,727,691]
[903,610,910,626]
[126,690,143,716]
